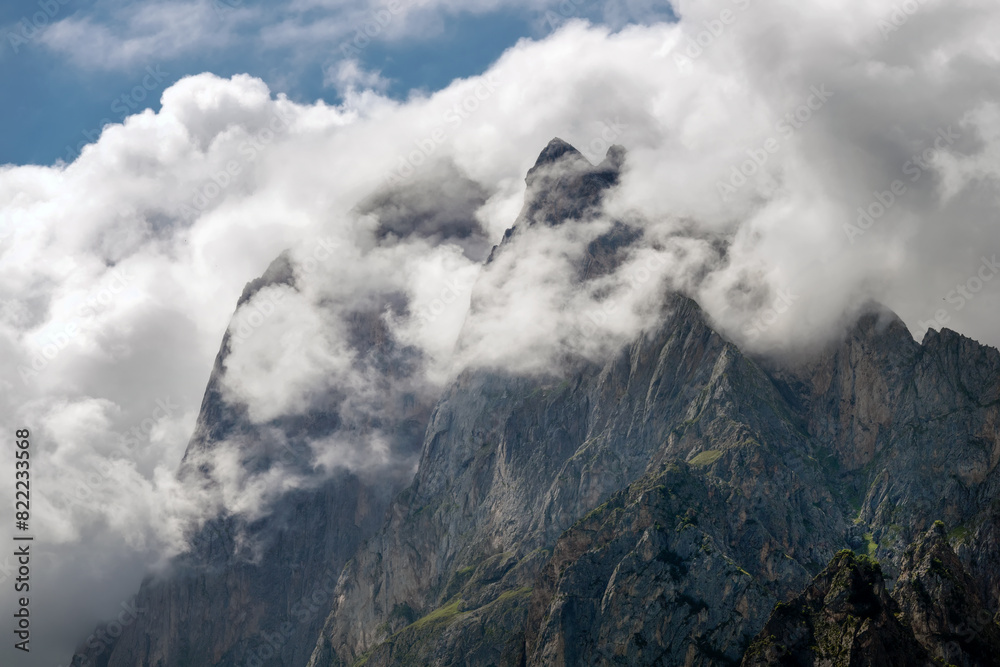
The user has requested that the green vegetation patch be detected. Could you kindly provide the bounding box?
[862,533,878,557]
[493,586,533,604]
[948,523,972,542]
[409,597,463,632]
[689,450,723,467]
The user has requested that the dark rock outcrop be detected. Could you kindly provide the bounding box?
[741,550,933,667]
[486,137,629,265]
[893,522,1000,666]
[743,523,1000,666]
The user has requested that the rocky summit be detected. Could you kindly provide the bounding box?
[72,139,1000,666]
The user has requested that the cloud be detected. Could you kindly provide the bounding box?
[4,3,1000,662]
[221,285,355,423]
[325,59,391,97]
[31,0,669,73]
[38,1,241,70]
[359,158,492,257]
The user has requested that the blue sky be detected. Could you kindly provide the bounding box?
[0,0,674,166]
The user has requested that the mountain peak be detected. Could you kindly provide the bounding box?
[843,301,919,361]
[516,138,624,227]
[236,251,296,308]
[531,137,584,169]
[600,143,626,171]
[526,137,626,178]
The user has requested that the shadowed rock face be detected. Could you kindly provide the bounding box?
[525,462,801,666]
[741,550,933,667]
[360,159,492,262]
[518,137,624,229]
[309,291,844,667]
[486,137,632,266]
[71,256,434,667]
[743,524,1000,667]
[74,474,401,667]
[893,522,1000,667]
[72,139,1000,667]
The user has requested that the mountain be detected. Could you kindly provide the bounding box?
[71,139,1000,666]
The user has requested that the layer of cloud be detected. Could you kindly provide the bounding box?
[37,1,247,70]
[28,0,673,73]
[325,59,391,97]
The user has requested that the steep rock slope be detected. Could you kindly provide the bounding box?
[306,143,1000,667]
[308,142,852,666]
[893,522,1000,666]
[765,312,1000,604]
[311,292,851,666]
[743,523,1000,666]
[524,461,820,666]
[520,312,1000,667]
[72,256,434,667]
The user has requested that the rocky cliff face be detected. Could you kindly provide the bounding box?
[894,522,1000,666]
[741,550,934,667]
[742,523,1000,666]
[71,255,434,667]
[72,139,1000,667]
